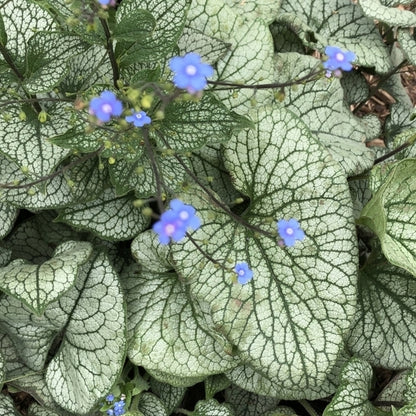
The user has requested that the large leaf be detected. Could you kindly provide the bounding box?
[0,103,72,180]
[278,0,392,73]
[347,253,416,369]
[115,0,191,66]
[0,253,126,414]
[323,357,387,416]
[171,106,358,399]
[274,52,375,176]
[56,188,149,241]
[138,393,168,416]
[359,159,416,278]
[125,269,239,381]
[187,0,276,114]
[222,0,282,24]
[155,93,253,151]
[0,240,92,314]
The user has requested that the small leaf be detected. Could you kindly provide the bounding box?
[56,188,149,241]
[24,32,87,94]
[359,159,416,277]
[323,357,387,416]
[155,93,253,151]
[0,13,6,46]
[0,240,93,314]
[115,0,191,65]
[113,8,156,42]
[193,399,235,416]
[138,393,168,416]
[224,384,280,416]
[150,378,187,415]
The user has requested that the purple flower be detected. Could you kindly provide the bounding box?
[89,90,123,122]
[323,46,356,72]
[277,219,305,247]
[169,52,214,93]
[125,110,151,127]
[153,199,201,245]
[234,262,253,284]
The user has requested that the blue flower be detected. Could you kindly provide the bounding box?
[125,110,151,127]
[323,46,356,72]
[99,0,116,5]
[169,52,214,93]
[113,400,125,415]
[153,199,201,245]
[234,262,253,284]
[277,219,305,247]
[106,394,114,402]
[106,410,114,416]
[89,90,123,122]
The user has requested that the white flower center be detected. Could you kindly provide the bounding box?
[135,113,142,119]
[185,64,197,76]
[102,103,113,113]
[165,224,176,236]
[179,210,189,220]
[286,227,294,235]
[335,52,345,62]
[238,269,245,276]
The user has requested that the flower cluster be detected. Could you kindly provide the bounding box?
[323,46,356,77]
[153,199,201,245]
[105,394,125,416]
[169,52,214,93]
[277,218,305,247]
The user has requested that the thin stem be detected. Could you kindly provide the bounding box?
[155,131,276,240]
[0,43,42,113]
[374,140,414,165]
[208,67,323,91]
[3,371,44,384]
[299,400,320,416]
[0,146,104,189]
[99,17,119,88]
[372,400,404,407]
[142,128,166,213]
[175,409,193,416]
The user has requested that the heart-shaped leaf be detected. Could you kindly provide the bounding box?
[359,158,416,278]
[171,106,358,398]
[0,240,92,314]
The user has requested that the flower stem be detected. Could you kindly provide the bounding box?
[299,400,320,416]
[99,17,120,88]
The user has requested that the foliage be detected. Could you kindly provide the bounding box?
[0,0,416,415]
